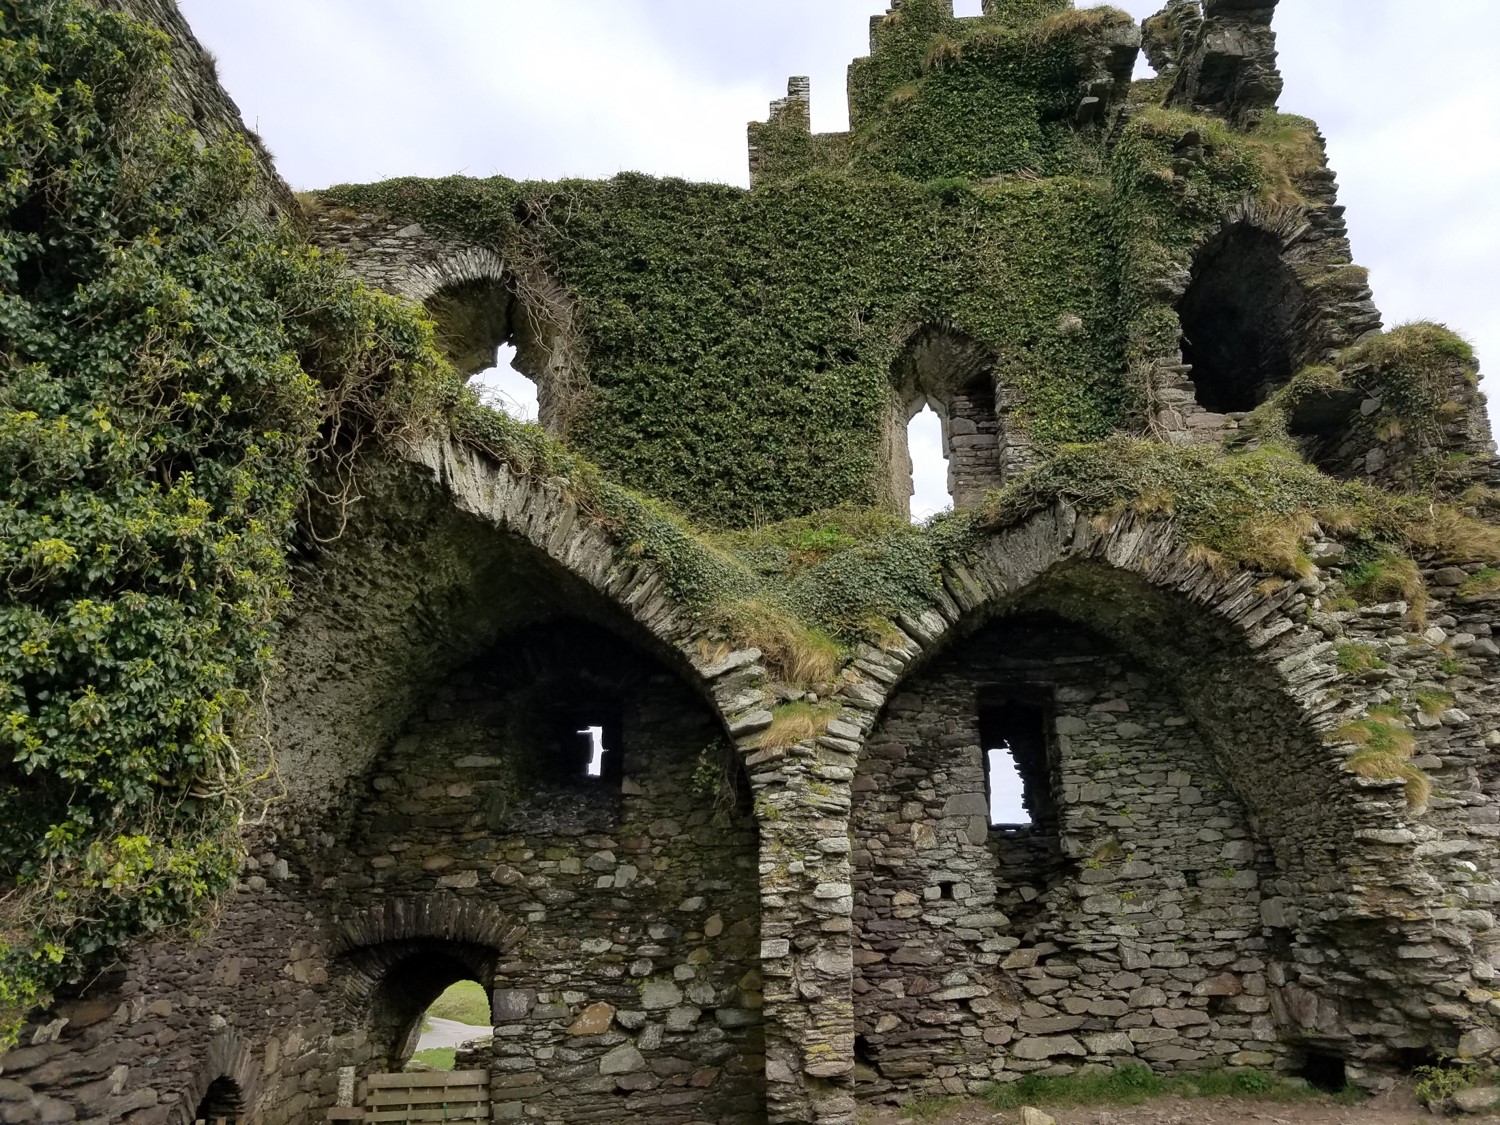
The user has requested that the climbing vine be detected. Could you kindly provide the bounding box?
[0,0,453,1021]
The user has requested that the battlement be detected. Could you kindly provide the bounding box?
[750,0,1284,185]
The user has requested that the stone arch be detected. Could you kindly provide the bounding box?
[815,503,1481,1094]
[309,213,585,428]
[268,437,772,826]
[854,503,1397,860]
[333,898,523,1067]
[174,1030,256,1125]
[883,324,1022,515]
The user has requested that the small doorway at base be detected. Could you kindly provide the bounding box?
[193,1076,245,1125]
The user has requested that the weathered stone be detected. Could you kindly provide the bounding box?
[567,1003,615,1036]
[599,1045,646,1076]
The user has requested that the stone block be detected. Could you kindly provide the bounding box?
[1010,1035,1087,1061]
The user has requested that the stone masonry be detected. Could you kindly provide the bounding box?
[6,2,1500,1125]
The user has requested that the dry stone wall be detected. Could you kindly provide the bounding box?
[328,623,765,1123]
[852,616,1275,1099]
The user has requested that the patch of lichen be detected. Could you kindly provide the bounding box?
[323,170,1128,527]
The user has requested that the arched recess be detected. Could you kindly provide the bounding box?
[328,609,765,1119]
[1177,220,1313,415]
[174,1030,257,1125]
[884,324,1011,515]
[852,607,1278,1091]
[267,436,769,828]
[333,898,522,1069]
[834,503,1458,1084]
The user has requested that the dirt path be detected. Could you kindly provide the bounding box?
[860,1088,1484,1125]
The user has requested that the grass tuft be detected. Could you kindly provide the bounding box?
[710,599,844,689]
[758,701,839,752]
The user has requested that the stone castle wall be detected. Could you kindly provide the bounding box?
[852,615,1276,1099]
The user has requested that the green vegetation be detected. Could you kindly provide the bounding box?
[0,0,455,1025]
[408,1048,457,1072]
[1414,1063,1500,1109]
[1335,644,1386,674]
[1333,711,1429,808]
[1460,567,1500,598]
[899,1094,965,1120]
[425,980,490,1025]
[978,1064,1326,1109]
[757,701,841,753]
[982,439,1500,580]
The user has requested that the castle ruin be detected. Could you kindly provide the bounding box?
[4,1,1500,1123]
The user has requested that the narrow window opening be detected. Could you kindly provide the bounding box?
[472,342,538,422]
[978,699,1050,830]
[1296,1051,1348,1093]
[1184,870,1199,887]
[548,709,621,787]
[410,978,492,1073]
[193,1077,245,1125]
[907,403,952,523]
[985,747,1029,826]
[937,880,957,900]
[580,726,606,778]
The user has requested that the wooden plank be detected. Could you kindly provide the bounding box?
[365,1087,487,1107]
[364,1108,488,1123]
[365,1070,488,1089]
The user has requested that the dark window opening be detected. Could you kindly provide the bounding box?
[937,880,957,900]
[193,1077,245,1124]
[978,698,1052,830]
[537,706,622,788]
[1184,869,1200,888]
[1296,1051,1348,1093]
[1178,223,1308,415]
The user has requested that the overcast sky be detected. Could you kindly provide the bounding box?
[182,0,1499,525]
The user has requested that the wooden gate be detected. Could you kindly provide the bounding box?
[361,1070,490,1123]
